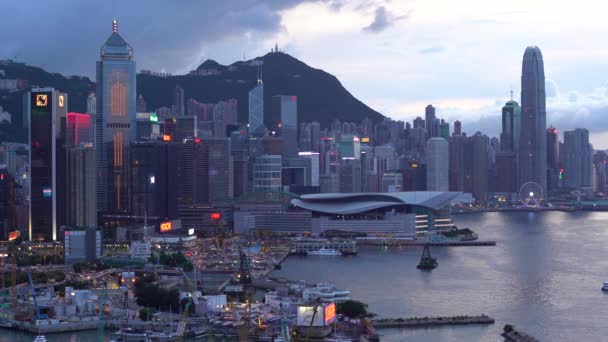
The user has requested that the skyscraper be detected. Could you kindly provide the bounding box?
[546,126,560,192]
[426,137,449,191]
[425,105,436,139]
[562,128,592,188]
[271,95,298,158]
[131,141,177,222]
[136,94,147,113]
[28,88,67,241]
[453,120,462,136]
[500,99,521,153]
[96,19,136,213]
[253,155,282,193]
[439,119,450,140]
[248,69,265,137]
[518,46,547,193]
[66,145,97,228]
[173,85,184,116]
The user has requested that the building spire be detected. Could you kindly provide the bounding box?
[112,18,118,33]
[510,86,513,101]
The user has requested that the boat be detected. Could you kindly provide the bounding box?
[602,282,608,291]
[417,244,438,270]
[34,335,47,342]
[307,248,342,256]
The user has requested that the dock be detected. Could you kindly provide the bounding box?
[290,238,357,255]
[371,315,495,329]
[357,239,496,247]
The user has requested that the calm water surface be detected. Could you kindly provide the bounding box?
[273,211,608,341]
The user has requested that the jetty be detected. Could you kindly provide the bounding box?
[371,315,495,329]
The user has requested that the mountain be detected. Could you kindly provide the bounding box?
[0,52,384,143]
[138,52,384,127]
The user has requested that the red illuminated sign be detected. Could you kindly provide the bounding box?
[163,134,171,142]
[291,96,297,101]
[211,212,221,221]
[195,137,201,144]
[8,231,20,241]
[160,221,172,232]
[324,303,336,323]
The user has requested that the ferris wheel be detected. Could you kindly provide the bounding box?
[519,182,543,207]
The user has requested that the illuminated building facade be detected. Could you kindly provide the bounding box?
[27,88,67,241]
[96,19,136,213]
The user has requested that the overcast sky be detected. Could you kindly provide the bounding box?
[2,0,608,147]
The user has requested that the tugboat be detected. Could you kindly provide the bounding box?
[417,244,438,270]
[602,281,608,292]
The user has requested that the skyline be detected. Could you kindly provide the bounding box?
[2,0,608,146]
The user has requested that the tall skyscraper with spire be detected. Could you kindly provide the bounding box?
[518,46,547,194]
[96,19,136,213]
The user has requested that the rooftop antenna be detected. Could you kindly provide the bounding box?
[510,86,513,101]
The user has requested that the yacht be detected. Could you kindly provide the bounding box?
[307,248,342,256]
[602,282,608,291]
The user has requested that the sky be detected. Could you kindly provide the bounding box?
[2,0,608,147]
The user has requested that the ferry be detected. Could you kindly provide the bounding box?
[307,248,342,256]
[602,282,608,291]
[34,336,47,342]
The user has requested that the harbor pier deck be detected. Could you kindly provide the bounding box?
[371,315,495,329]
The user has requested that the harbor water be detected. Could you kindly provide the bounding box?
[272,211,608,341]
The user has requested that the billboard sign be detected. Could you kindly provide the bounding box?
[160,221,172,232]
[324,303,336,323]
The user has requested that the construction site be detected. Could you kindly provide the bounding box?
[0,237,374,341]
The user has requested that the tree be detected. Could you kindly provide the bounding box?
[139,307,157,321]
[337,300,368,318]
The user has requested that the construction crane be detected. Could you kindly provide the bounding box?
[27,272,47,321]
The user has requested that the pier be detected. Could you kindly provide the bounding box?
[357,238,496,247]
[371,315,495,329]
[290,238,357,255]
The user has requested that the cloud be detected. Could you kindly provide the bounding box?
[418,46,446,54]
[363,6,408,33]
[0,0,324,78]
